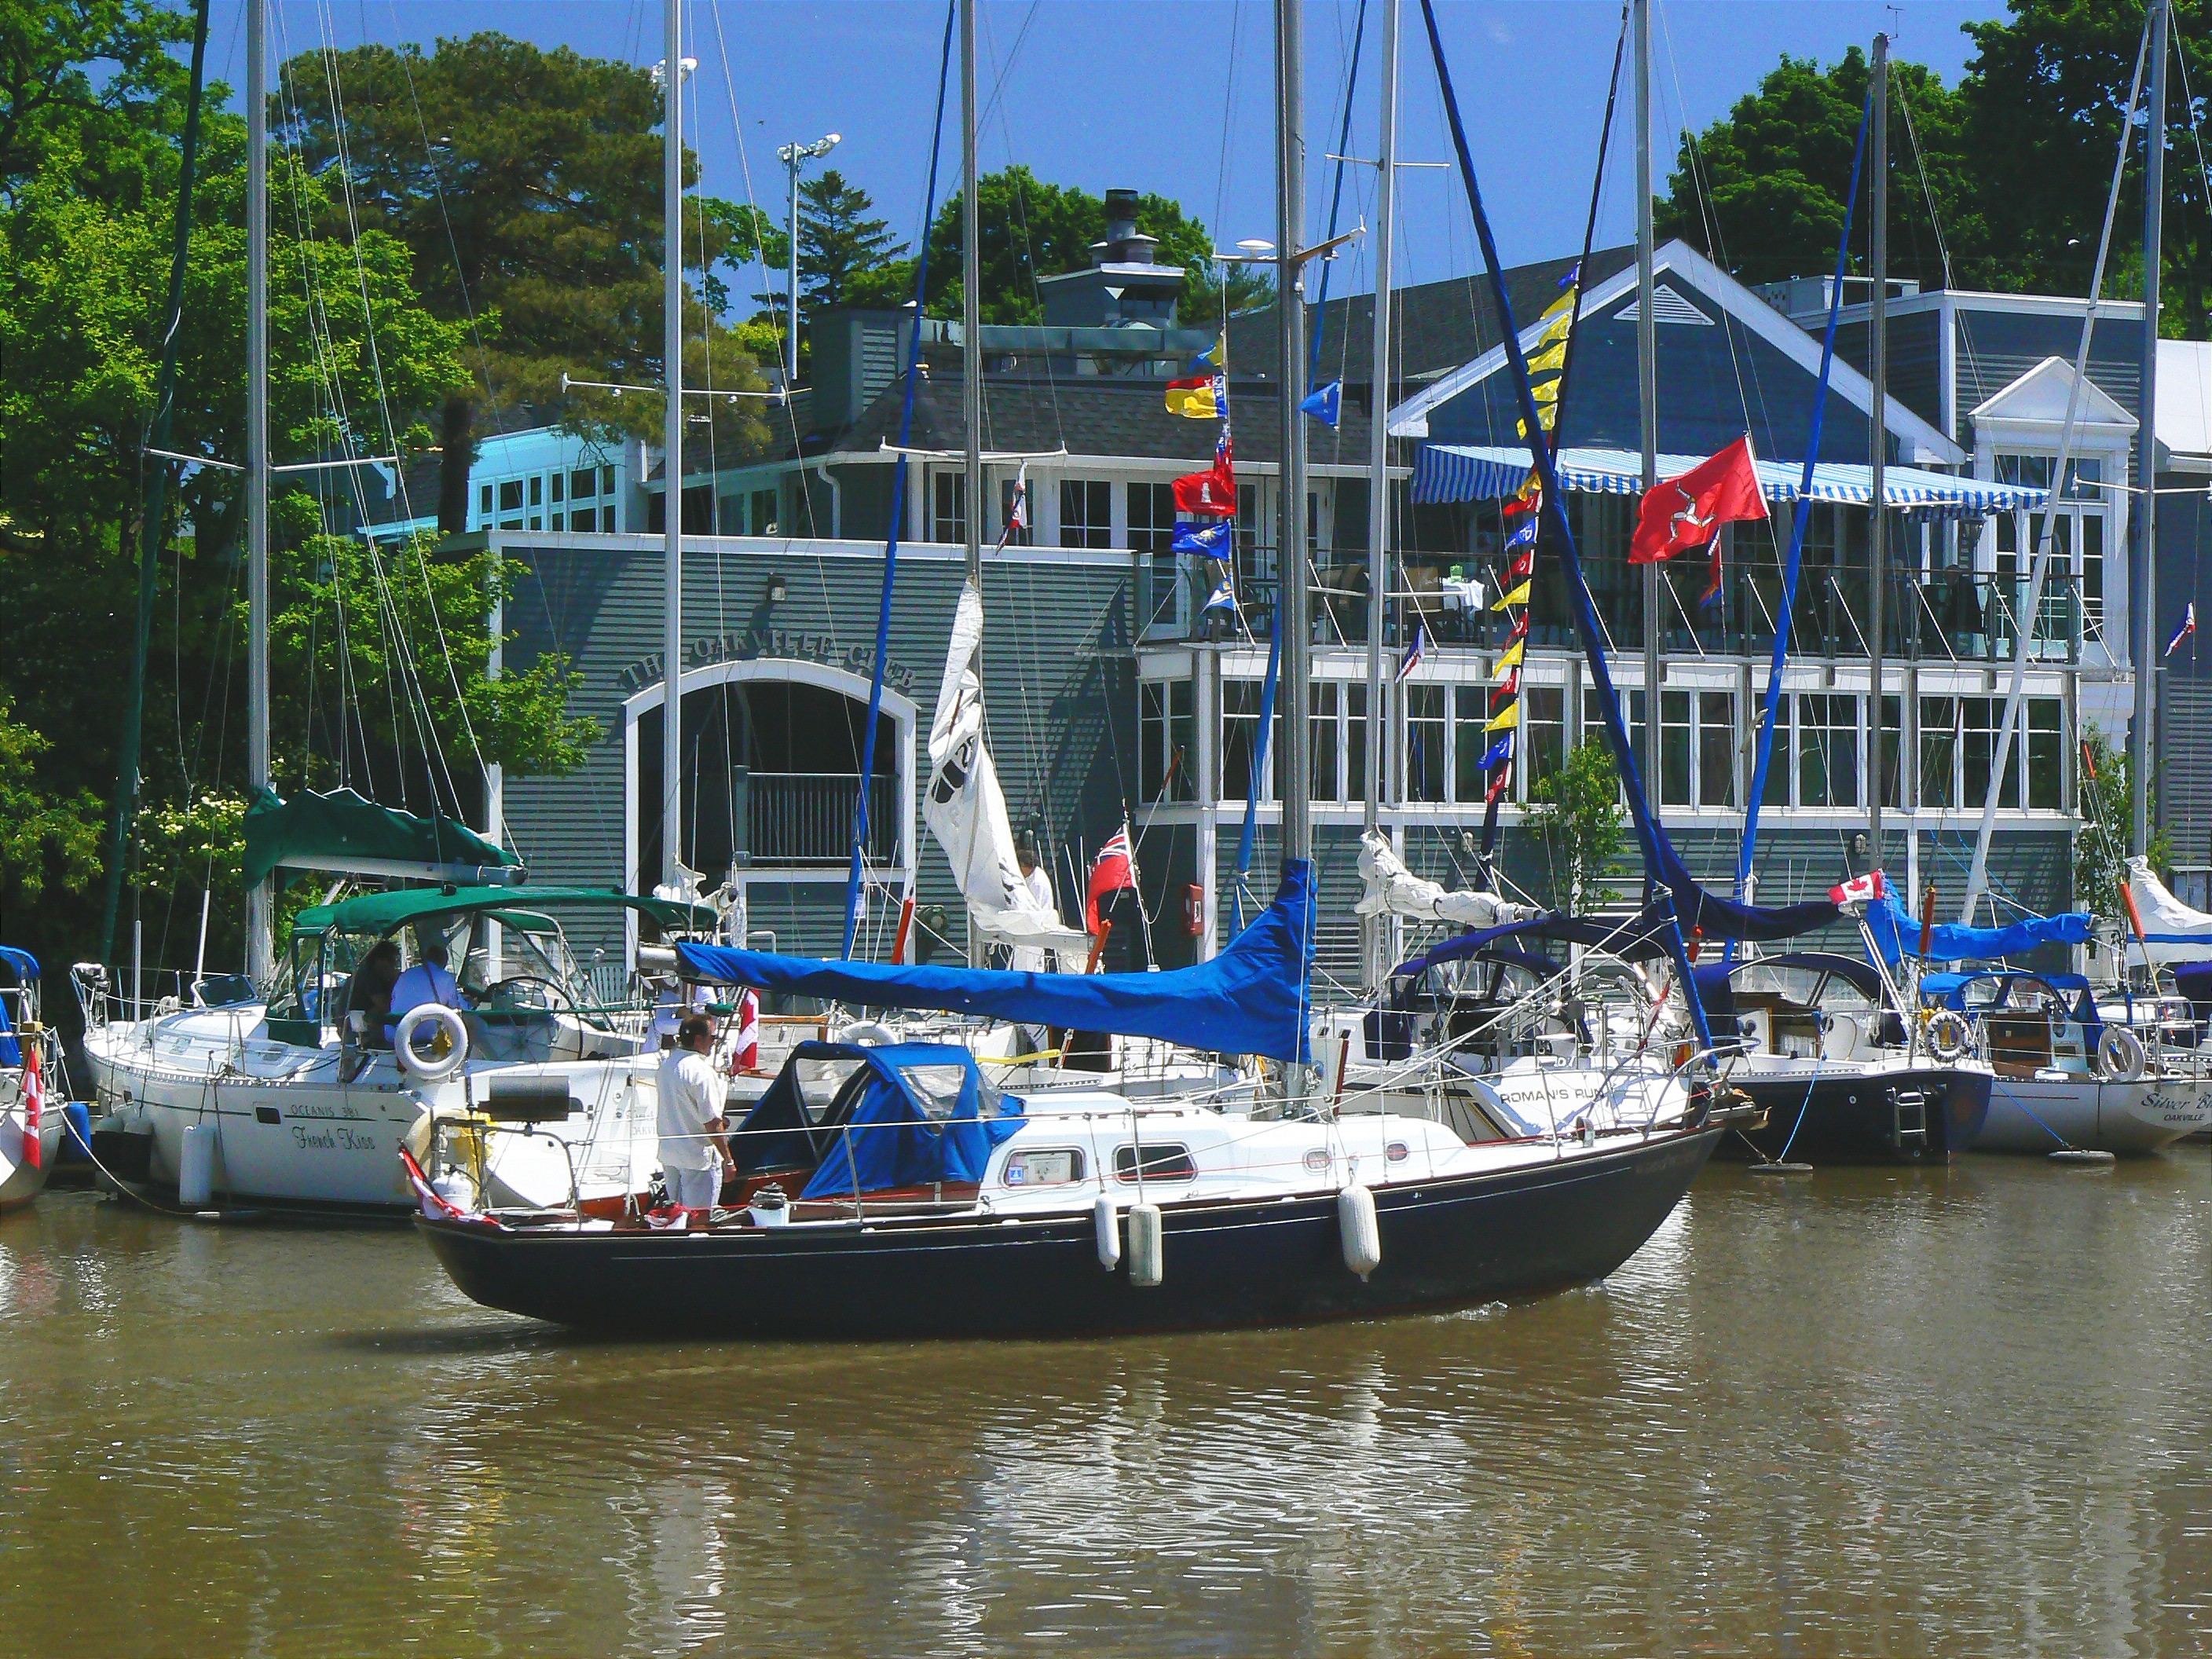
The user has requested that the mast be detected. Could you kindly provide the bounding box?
[1867,33,1888,866]
[961,0,982,593]
[245,0,271,981]
[1634,0,1659,789]
[2133,0,2167,857]
[1361,0,1399,998]
[661,0,684,889]
[1277,0,1311,874]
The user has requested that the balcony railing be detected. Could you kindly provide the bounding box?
[1140,550,2089,666]
[745,771,899,866]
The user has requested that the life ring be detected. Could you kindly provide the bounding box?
[394,1005,470,1083]
[1925,1009,1972,1064]
[834,1020,897,1047]
[2097,1025,2146,1083]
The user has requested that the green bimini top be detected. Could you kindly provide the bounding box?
[244,787,520,888]
[292,884,715,938]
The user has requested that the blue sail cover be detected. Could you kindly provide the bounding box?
[1866,893,2091,964]
[680,860,1317,1062]
[1652,824,1843,943]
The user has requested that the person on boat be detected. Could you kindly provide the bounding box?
[386,936,468,1047]
[1008,833,1057,976]
[345,940,403,1048]
[657,1013,734,1215]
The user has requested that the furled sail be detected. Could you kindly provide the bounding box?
[2125,857,2212,965]
[925,581,1092,961]
[1356,831,1535,929]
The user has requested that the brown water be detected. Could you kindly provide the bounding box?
[6,1155,2212,1657]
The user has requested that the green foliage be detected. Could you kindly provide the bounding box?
[1525,738,1627,914]
[274,34,772,473]
[2075,723,2170,928]
[793,169,906,312]
[1658,2,2210,336]
[266,527,601,791]
[0,0,201,203]
[0,695,104,904]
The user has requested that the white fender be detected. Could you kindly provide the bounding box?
[834,1020,898,1047]
[2097,1024,2146,1083]
[1339,1181,1382,1280]
[1126,1202,1163,1287]
[395,1005,470,1084]
[1093,1194,1122,1270]
[178,1120,216,1208]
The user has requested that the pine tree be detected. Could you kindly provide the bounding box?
[797,170,905,311]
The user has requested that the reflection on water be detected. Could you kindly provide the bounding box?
[5,1155,2212,1656]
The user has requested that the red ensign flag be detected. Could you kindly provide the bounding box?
[1626,435,1767,567]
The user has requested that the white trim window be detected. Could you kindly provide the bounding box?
[1659,689,1741,809]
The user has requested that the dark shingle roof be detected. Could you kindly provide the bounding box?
[1228,245,1635,390]
[826,368,1382,470]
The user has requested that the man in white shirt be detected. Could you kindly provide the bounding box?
[386,936,467,1047]
[657,1013,734,1215]
[1008,834,1059,975]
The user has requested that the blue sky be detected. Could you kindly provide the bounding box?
[216,0,2005,303]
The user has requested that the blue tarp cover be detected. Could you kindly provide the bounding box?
[731,1042,1027,1201]
[680,860,1317,1062]
[1866,894,2093,964]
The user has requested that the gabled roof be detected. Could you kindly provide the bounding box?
[1969,355,2140,434]
[1387,239,1965,467]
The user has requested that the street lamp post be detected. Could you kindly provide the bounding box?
[776,132,841,386]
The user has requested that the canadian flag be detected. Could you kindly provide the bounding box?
[730,987,761,1074]
[20,1043,42,1170]
[1829,870,1889,909]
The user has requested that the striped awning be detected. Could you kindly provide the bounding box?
[1413,444,2049,518]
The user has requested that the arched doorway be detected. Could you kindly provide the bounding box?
[624,660,915,897]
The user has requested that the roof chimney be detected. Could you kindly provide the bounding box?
[1091,188,1159,267]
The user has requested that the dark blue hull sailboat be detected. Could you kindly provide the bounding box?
[419,1123,1719,1339]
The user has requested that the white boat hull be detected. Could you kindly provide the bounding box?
[81,1009,664,1213]
[0,1112,60,1211]
[1976,1070,2212,1152]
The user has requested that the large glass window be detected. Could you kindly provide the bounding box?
[1060,479,1111,549]
[1699,690,1738,808]
[1455,687,1491,804]
[1140,679,1193,802]
[1920,697,1958,809]
[932,472,965,544]
[2026,698,2064,810]
[1525,686,1566,789]
[1961,697,2017,810]
[1797,694,1859,808]
[1221,679,1268,802]
[1405,684,1446,804]
[1660,690,1693,809]
[1877,694,1903,810]
[1311,683,1341,802]
[1346,683,1370,805]
[1130,482,1179,632]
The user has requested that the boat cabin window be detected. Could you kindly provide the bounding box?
[1002,1148,1084,1187]
[1114,1143,1197,1183]
[897,1060,1003,1120]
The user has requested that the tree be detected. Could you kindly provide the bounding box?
[2075,723,2170,933]
[275,33,772,528]
[1657,4,2211,336]
[1656,47,1983,290]
[0,0,199,205]
[795,169,905,312]
[1525,738,1628,914]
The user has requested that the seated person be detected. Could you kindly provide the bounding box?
[386,936,470,1048]
[344,940,403,1049]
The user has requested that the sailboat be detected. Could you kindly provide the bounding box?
[408,0,1737,1338]
[73,0,717,1216]
[0,950,64,1211]
[1897,0,2212,1155]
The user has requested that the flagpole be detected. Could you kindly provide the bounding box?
[961,0,983,600]
[1866,31,1888,869]
[245,0,271,982]
[1634,0,1660,798]
[2133,0,2166,860]
[1361,0,1399,1001]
